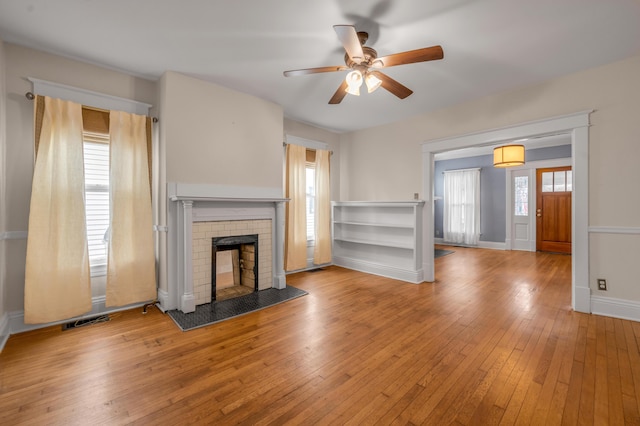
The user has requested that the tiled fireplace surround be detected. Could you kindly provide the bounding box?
[164,183,287,313]
[193,219,271,305]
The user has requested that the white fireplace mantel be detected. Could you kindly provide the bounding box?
[163,183,288,313]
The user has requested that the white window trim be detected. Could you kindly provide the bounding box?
[28,77,151,115]
[285,135,329,151]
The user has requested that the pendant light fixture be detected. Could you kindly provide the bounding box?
[493,144,525,167]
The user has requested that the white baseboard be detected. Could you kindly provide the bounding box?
[0,313,10,352]
[434,238,506,250]
[157,288,170,312]
[574,285,591,314]
[8,296,148,335]
[273,273,287,289]
[285,259,332,275]
[333,256,424,284]
[591,295,640,322]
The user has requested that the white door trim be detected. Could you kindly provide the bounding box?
[421,110,592,313]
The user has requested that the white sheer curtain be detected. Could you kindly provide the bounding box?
[106,110,156,306]
[313,149,332,265]
[443,169,481,245]
[284,144,307,271]
[24,96,92,323]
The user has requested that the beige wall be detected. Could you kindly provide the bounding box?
[340,54,640,301]
[161,71,283,188]
[2,44,158,313]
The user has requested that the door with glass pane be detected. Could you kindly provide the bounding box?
[536,166,572,253]
[512,170,534,251]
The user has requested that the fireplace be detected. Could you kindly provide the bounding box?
[212,234,258,301]
[165,182,288,314]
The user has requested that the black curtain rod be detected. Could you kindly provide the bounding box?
[24,91,158,122]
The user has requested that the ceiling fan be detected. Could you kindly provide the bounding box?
[283,25,444,104]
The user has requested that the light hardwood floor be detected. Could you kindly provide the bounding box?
[2,247,640,425]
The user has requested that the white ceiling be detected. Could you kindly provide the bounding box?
[1,0,639,133]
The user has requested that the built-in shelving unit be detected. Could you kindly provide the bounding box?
[332,201,425,283]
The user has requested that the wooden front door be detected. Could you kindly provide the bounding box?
[536,166,572,254]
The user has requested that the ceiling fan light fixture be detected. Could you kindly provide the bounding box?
[365,73,382,93]
[493,144,525,167]
[345,70,363,96]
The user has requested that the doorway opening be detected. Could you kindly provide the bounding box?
[422,111,591,313]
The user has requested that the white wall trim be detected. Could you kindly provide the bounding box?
[7,297,147,335]
[0,231,28,240]
[422,110,592,313]
[156,289,169,312]
[0,313,10,353]
[333,256,424,284]
[422,110,591,155]
[168,182,284,202]
[28,77,151,115]
[591,295,640,322]
[285,135,329,151]
[588,226,640,235]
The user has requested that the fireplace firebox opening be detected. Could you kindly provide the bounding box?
[212,234,259,301]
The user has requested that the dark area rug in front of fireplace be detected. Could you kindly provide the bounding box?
[167,286,308,331]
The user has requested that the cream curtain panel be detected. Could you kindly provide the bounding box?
[24,96,92,323]
[106,111,156,306]
[443,169,481,245]
[313,149,332,264]
[284,144,307,271]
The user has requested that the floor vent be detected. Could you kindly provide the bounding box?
[62,314,110,330]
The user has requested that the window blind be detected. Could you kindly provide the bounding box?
[83,141,110,272]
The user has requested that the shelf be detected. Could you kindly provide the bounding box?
[333,237,414,250]
[333,220,414,229]
[331,201,425,284]
[331,200,425,208]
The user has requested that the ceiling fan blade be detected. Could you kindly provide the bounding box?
[328,80,349,104]
[333,25,365,64]
[284,65,348,77]
[373,45,444,68]
[369,71,413,99]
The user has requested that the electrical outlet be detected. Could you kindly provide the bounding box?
[597,279,607,291]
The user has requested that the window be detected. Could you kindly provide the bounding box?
[305,164,315,241]
[83,135,110,276]
[514,176,528,216]
[283,140,331,271]
[443,169,481,245]
[542,170,572,193]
